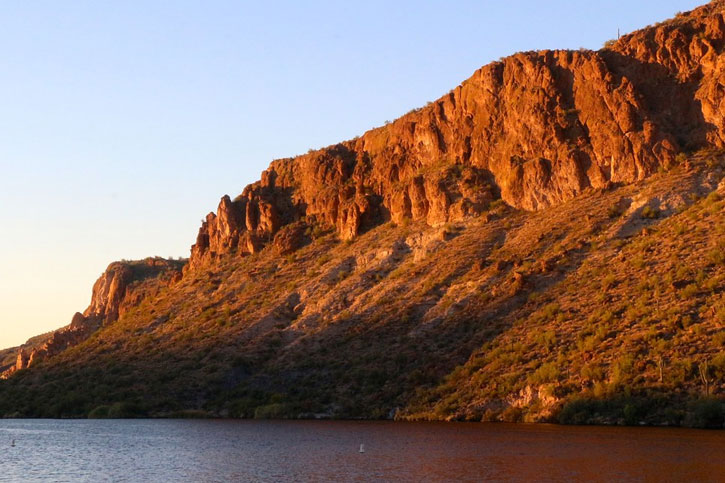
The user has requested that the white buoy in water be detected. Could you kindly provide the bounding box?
[359,444,365,453]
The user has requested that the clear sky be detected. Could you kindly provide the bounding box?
[0,0,705,349]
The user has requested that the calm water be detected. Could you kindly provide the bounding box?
[0,420,723,482]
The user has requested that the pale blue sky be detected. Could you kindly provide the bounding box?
[0,0,704,348]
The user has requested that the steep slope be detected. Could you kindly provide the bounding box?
[0,2,724,426]
[1,155,722,422]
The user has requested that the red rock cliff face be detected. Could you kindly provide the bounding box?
[1,258,184,378]
[186,2,725,268]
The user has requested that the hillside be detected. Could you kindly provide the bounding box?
[1,2,724,426]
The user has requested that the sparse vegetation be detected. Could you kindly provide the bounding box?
[1,5,724,427]
[641,206,660,219]
[3,162,718,423]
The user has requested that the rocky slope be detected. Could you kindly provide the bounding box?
[0,258,183,379]
[1,2,724,426]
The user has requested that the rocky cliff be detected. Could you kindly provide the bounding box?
[189,1,725,270]
[0,257,184,379]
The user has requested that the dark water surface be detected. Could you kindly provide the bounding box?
[0,420,723,482]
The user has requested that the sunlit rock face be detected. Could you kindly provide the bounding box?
[187,2,725,269]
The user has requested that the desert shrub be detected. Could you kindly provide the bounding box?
[673,222,687,235]
[558,398,601,424]
[680,283,699,299]
[611,354,635,385]
[716,303,725,326]
[667,358,694,385]
[684,397,724,429]
[577,334,601,352]
[710,352,725,379]
[705,191,722,204]
[254,403,290,419]
[88,405,110,419]
[107,402,145,418]
[631,255,647,269]
[702,274,723,292]
[529,362,560,384]
[559,394,663,426]
[708,245,725,266]
[601,274,617,291]
[315,253,332,266]
[607,205,623,218]
[641,206,660,219]
[487,199,506,211]
[663,407,685,426]
[580,363,605,382]
[501,405,523,422]
[200,307,216,321]
[534,303,561,324]
[533,330,556,353]
[623,403,638,425]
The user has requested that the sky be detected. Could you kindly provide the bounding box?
[0,0,705,349]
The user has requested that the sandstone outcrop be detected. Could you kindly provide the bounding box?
[188,1,725,269]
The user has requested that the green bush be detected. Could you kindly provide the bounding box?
[708,245,725,266]
[611,354,635,385]
[607,205,623,219]
[88,405,110,419]
[534,330,556,352]
[641,206,660,219]
[501,405,523,422]
[623,403,638,425]
[107,402,145,418]
[684,398,724,429]
[558,398,600,425]
[580,363,605,382]
[254,403,290,419]
[529,362,560,384]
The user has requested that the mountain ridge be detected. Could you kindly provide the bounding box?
[1,1,724,426]
[186,0,724,270]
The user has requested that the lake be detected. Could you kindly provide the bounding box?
[0,420,723,482]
